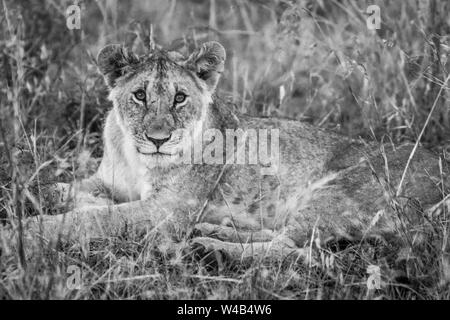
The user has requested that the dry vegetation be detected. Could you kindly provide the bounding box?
[0,0,449,299]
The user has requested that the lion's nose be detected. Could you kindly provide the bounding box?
[144,133,171,149]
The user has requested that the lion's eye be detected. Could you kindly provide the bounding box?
[174,92,187,104]
[133,90,146,102]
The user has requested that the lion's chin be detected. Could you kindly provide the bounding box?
[137,150,182,168]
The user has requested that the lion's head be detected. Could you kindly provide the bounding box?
[97,41,226,167]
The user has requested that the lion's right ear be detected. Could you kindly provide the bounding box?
[184,41,226,92]
[97,44,139,87]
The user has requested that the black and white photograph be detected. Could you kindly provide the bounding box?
[0,0,450,304]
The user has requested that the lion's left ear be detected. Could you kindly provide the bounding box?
[97,44,139,88]
[185,41,226,91]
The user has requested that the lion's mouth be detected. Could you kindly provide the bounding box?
[136,147,173,156]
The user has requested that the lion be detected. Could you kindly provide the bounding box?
[8,41,449,263]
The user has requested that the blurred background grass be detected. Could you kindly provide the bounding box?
[2,0,449,148]
[0,0,449,299]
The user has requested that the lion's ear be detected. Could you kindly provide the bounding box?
[185,41,226,91]
[97,44,139,87]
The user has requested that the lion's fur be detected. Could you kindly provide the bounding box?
[68,41,449,248]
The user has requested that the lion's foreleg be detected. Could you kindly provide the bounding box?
[191,223,313,264]
[191,236,311,264]
[20,199,183,243]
